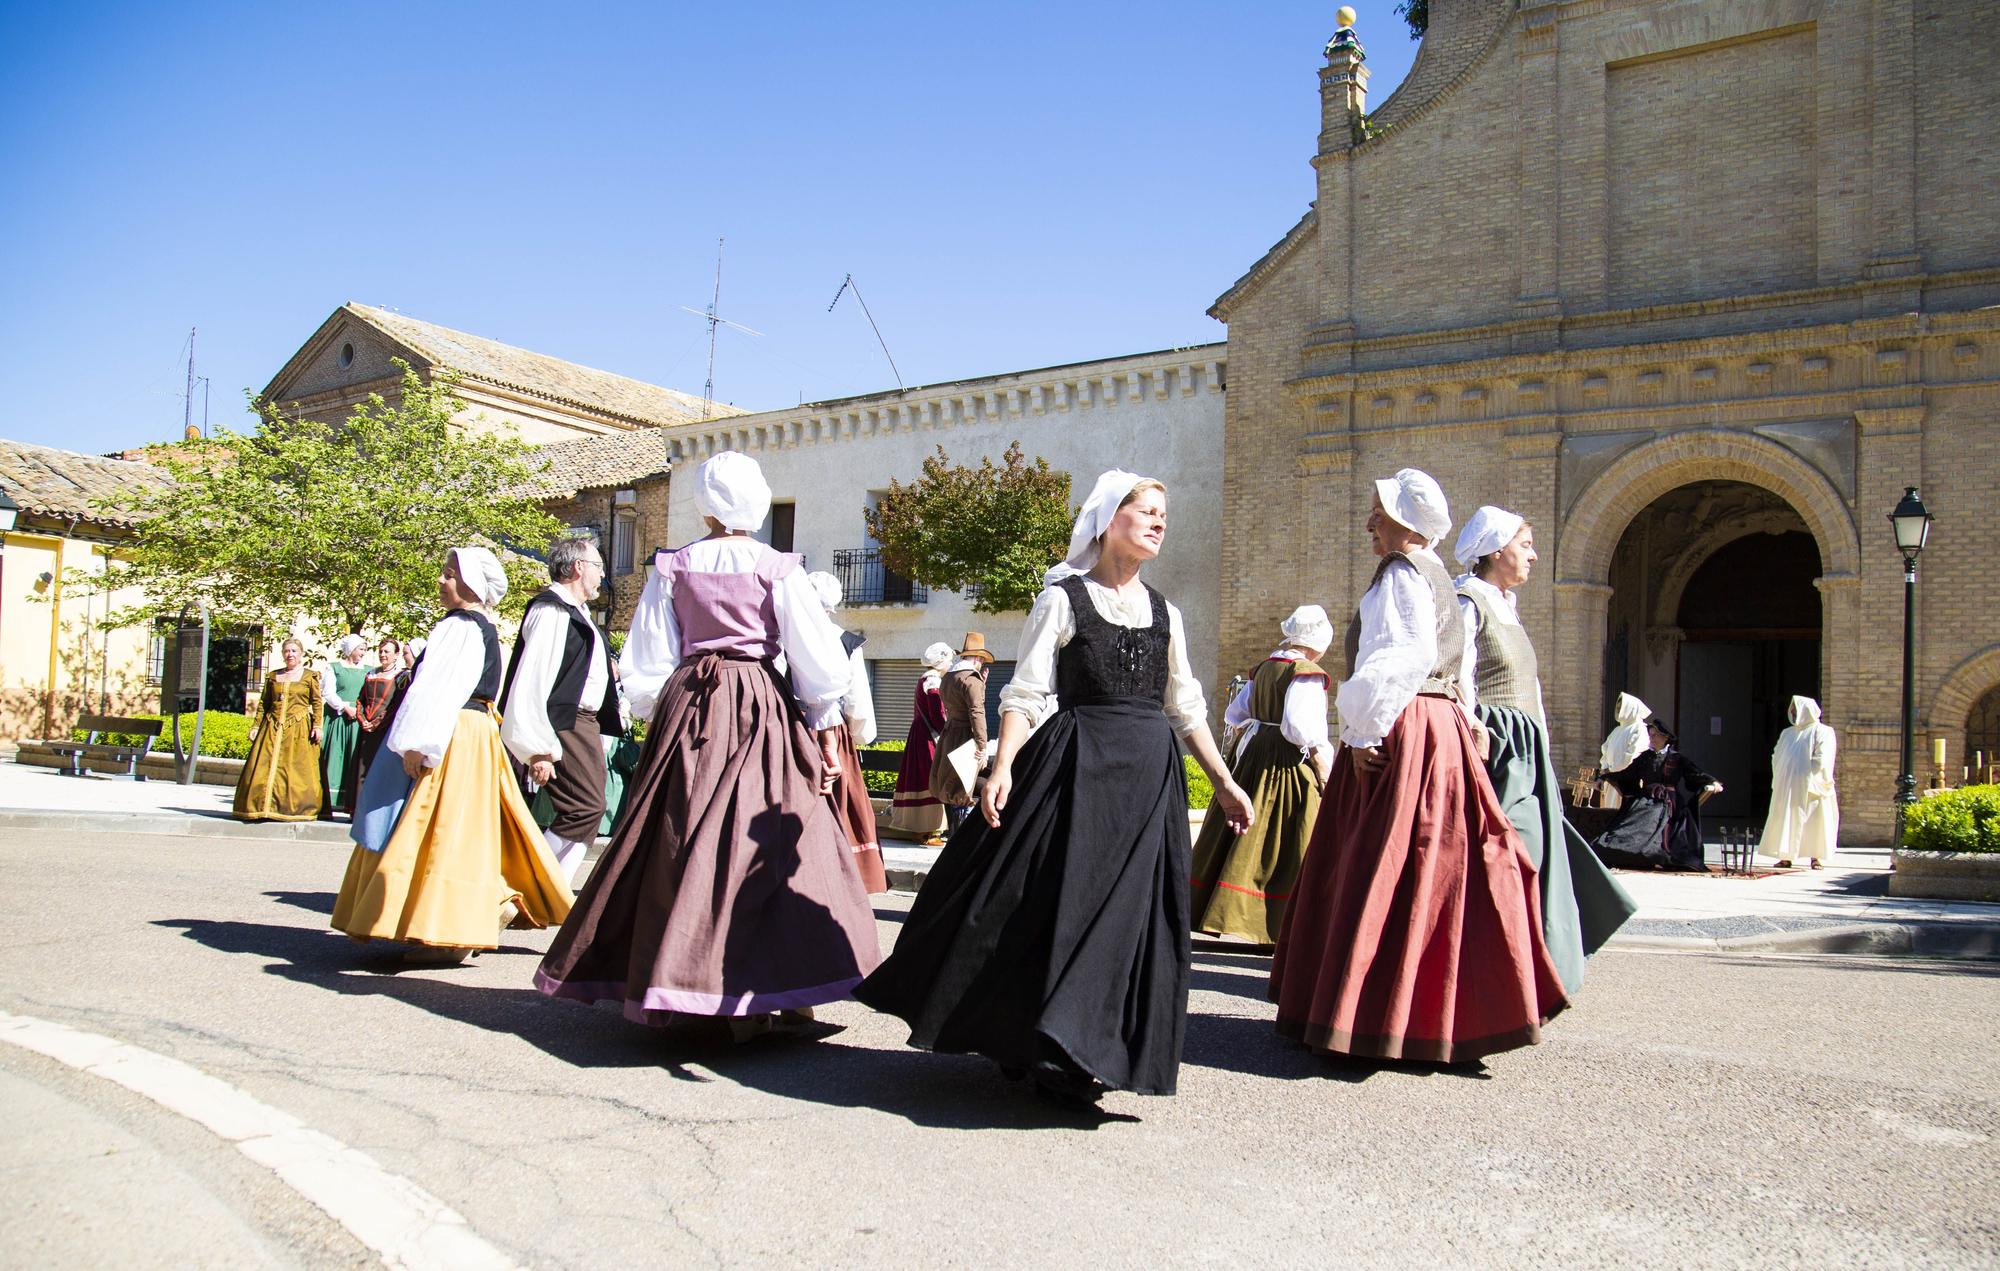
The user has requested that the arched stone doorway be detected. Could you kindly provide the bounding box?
[1967,687,2000,782]
[1602,481,1822,823]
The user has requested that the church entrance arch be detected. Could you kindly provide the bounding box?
[1545,431,1861,815]
[1601,483,1821,823]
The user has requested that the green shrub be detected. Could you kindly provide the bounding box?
[1902,785,2000,853]
[77,711,257,760]
[859,739,907,796]
[1184,754,1214,810]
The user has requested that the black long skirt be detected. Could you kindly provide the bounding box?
[855,698,1190,1095]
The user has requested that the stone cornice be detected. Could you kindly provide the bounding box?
[1287,269,2000,376]
[1210,212,1318,322]
[655,347,1226,462]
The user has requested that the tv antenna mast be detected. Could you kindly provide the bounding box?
[678,237,763,420]
[828,273,904,390]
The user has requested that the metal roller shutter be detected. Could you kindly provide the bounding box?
[867,659,1017,742]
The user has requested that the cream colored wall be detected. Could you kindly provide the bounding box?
[0,534,158,741]
[649,347,1228,697]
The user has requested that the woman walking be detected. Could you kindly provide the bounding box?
[331,547,571,961]
[352,636,406,783]
[1270,469,1567,1064]
[535,452,879,1039]
[1453,506,1635,995]
[1189,604,1334,947]
[232,638,323,822]
[858,471,1253,1107]
[319,635,368,816]
[885,642,954,843]
[808,570,888,893]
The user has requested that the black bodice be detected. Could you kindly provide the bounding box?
[1053,576,1171,707]
[445,608,503,706]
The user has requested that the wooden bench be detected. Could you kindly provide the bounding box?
[48,713,163,780]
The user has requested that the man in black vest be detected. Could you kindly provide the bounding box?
[501,534,621,883]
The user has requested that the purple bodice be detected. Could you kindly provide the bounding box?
[659,542,801,660]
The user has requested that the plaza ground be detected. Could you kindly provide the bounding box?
[2,780,1998,1266]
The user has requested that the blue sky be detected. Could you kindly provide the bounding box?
[0,2,1417,454]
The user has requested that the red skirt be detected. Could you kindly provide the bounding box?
[1270,695,1568,1062]
[832,723,887,893]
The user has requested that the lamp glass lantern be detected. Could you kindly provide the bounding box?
[0,491,18,534]
[1889,486,1932,561]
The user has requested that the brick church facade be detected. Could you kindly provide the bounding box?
[1211,0,2000,841]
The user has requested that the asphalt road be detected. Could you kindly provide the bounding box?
[3,828,1997,1268]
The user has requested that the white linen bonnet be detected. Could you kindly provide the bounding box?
[692,451,772,533]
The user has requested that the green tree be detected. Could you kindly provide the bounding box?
[1397,1,1428,39]
[865,442,1075,615]
[87,362,560,639]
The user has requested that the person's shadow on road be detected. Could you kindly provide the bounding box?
[153,913,1138,1130]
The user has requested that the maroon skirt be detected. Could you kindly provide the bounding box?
[1270,695,1568,1062]
[535,653,880,1021]
[831,723,887,893]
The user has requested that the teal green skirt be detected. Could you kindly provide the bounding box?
[1476,704,1636,993]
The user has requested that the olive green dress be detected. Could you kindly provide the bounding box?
[233,672,324,822]
[1189,657,1328,944]
[1459,582,1635,993]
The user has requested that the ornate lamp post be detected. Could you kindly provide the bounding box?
[1889,486,1934,841]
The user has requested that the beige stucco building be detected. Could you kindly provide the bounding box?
[649,347,1226,738]
[0,441,169,740]
[1211,0,2000,842]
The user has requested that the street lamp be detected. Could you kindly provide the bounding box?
[0,490,18,534]
[1890,486,1934,842]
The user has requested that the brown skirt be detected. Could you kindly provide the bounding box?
[545,709,607,842]
[1270,696,1569,1063]
[534,652,881,1021]
[831,724,887,893]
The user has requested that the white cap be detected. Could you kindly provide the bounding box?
[922,641,955,671]
[451,546,509,605]
[1373,467,1452,548]
[1453,505,1526,568]
[692,451,772,533]
[1045,469,1158,585]
[1279,604,1334,652]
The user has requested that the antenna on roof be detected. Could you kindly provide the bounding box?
[181,327,196,442]
[678,237,764,421]
[827,274,904,390]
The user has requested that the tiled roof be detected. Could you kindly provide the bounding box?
[0,438,167,530]
[346,304,745,428]
[519,428,671,500]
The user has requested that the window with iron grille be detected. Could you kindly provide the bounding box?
[832,548,925,605]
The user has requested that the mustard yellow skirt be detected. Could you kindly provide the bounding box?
[331,708,573,950]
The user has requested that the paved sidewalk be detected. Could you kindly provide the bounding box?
[6,759,1995,957]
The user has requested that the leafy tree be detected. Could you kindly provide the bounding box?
[865,443,1074,614]
[85,362,559,640]
[1397,0,1428,39]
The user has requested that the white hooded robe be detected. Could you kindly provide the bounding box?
[1761,695,1838,863]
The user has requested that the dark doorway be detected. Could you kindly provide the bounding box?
[1673,531,1821,823]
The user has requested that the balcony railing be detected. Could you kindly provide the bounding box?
[833,547,926,606]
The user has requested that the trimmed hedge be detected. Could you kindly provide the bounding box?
[1902,785,2000,853]
[76,711,257,760]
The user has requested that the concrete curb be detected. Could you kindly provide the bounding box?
[0,808,353,845]
[1608,921,2000,962]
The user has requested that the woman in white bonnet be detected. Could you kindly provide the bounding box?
[1453,506,1634,996]
[333,546,572,962]
[885,641,955,844]
[806,569,888,893]
[537,452,879,1041]
[1189,603,1336,947]
[1271,469,1568,1065]
[860,470,1253,1108]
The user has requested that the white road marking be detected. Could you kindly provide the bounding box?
[0,1010,522,1271]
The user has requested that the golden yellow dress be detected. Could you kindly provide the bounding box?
[331,609,572,950]
[232,671,324,822]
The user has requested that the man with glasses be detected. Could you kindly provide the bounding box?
[501,534,624,883]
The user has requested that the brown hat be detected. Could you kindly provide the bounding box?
[957,631,994,664]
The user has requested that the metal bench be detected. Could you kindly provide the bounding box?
[49,713,163,780]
